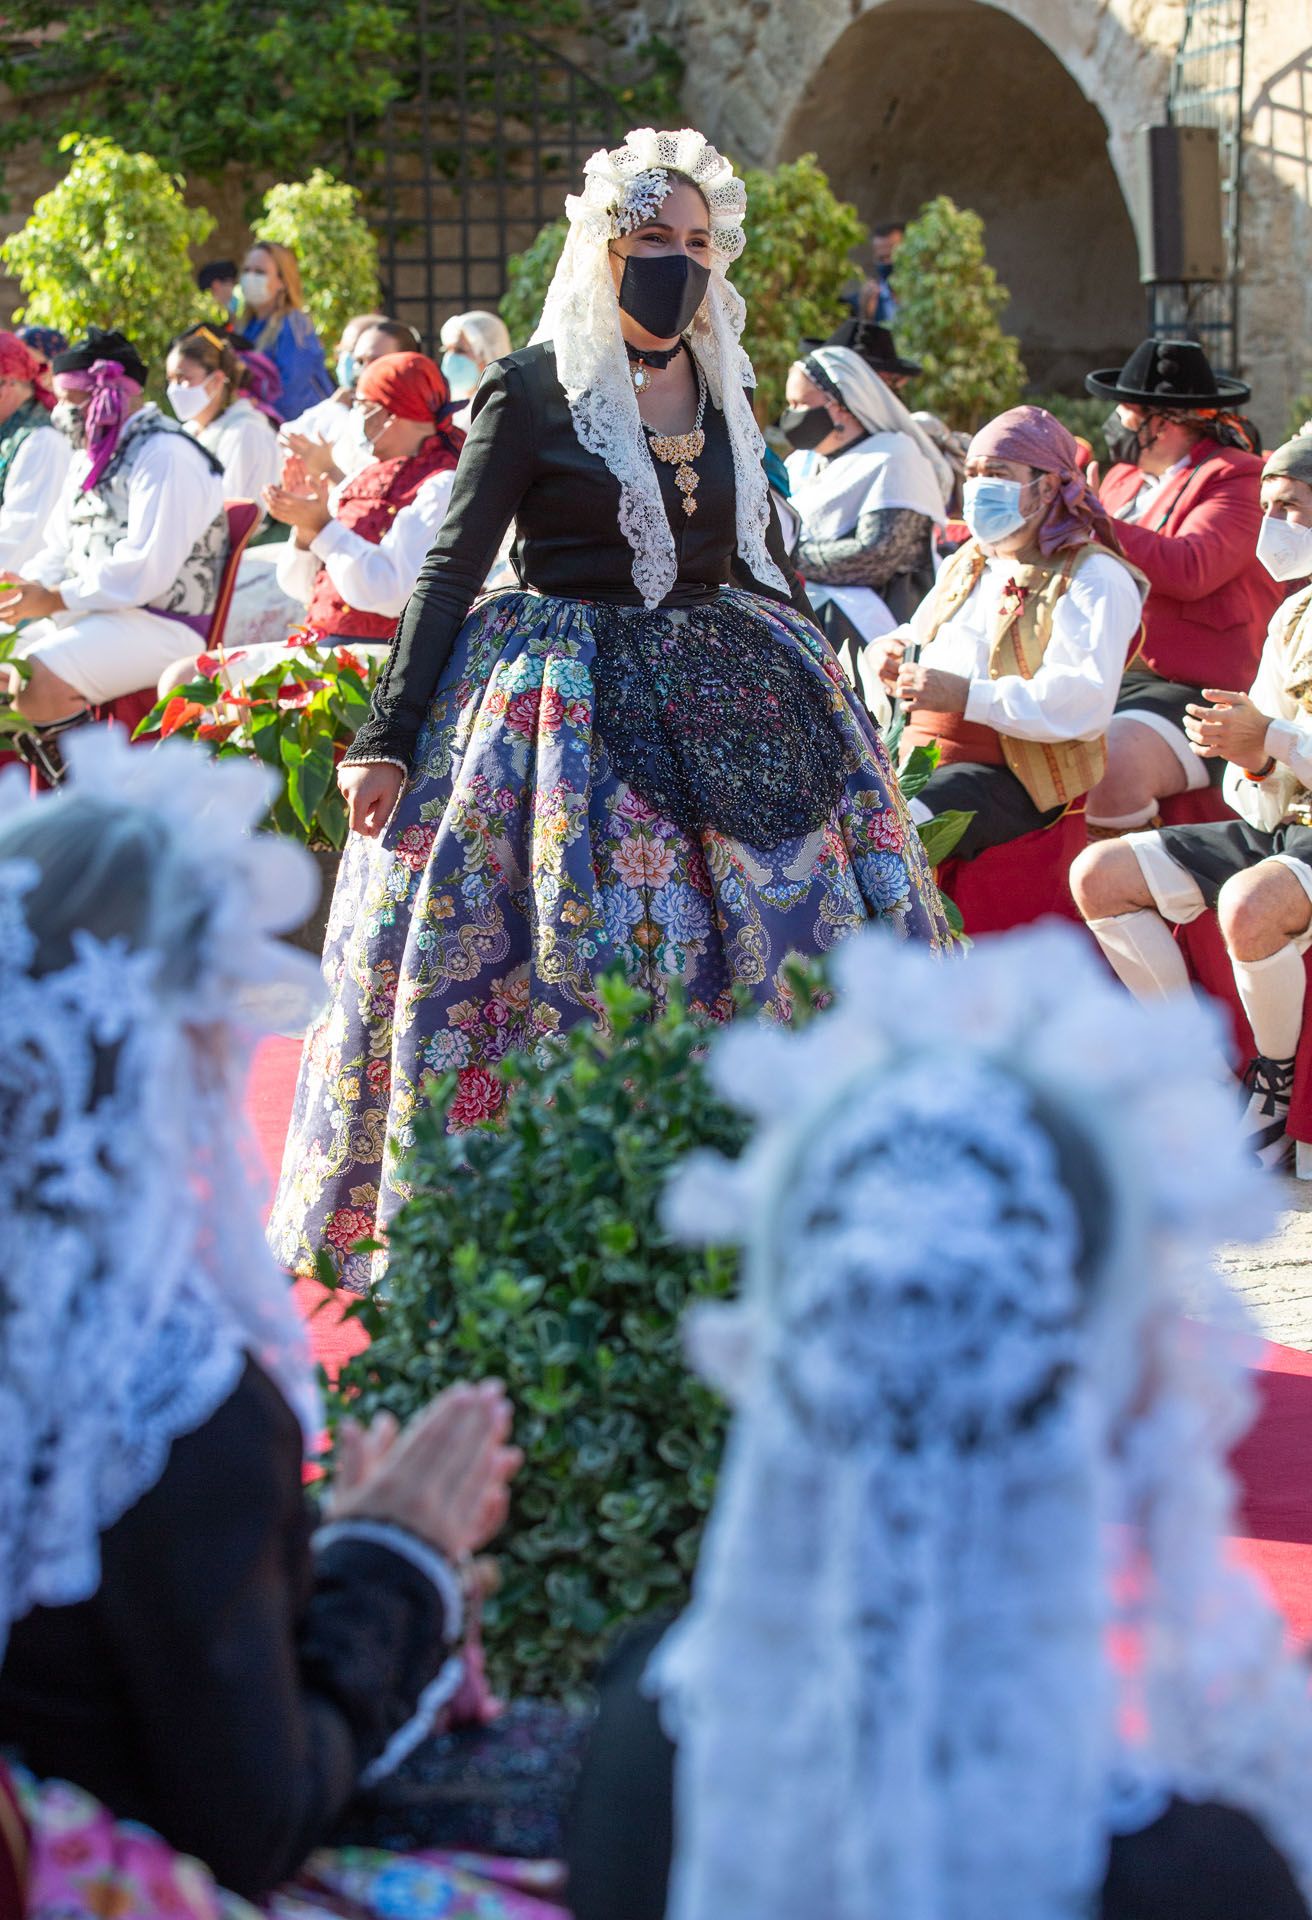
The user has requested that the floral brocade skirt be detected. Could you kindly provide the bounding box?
[269,587,947,1286]
[14,1768,568,1920]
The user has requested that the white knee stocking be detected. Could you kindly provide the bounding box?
[1083,800,1162,832]
[1087,909,1191,1000]
[1233,943,1306,1063]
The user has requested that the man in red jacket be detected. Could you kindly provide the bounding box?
[1081,338,1282,832]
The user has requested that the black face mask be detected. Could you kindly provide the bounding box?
[1103,408,1151,469]
[780,404,833,452]
[616,251,711,339]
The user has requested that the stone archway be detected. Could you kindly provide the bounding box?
[774,0,1146,388]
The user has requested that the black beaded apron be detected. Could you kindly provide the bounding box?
[589,596,849,850]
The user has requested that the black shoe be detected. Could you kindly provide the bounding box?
[1240,1053,1297,1171]
[12,708,94,787]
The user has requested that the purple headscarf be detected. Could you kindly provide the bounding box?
[968,405,1121,556]
[52,359,144,493]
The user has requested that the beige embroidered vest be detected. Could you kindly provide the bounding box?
[906,539,1146,814]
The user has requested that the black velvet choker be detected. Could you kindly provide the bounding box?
[625,337,685,392]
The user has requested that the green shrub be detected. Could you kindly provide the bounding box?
[1025,390,1111,451]
[892,195,1026,433]
[732,154,867,423]
[498,153,866,424]
[257,169,381,355]
[1,135,214,377]
[328,969,835,1698]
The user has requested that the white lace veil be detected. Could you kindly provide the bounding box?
[530,127,787,609]
[654,923,1312,1920]
[806,343,955,514]
[0,730,324,1662]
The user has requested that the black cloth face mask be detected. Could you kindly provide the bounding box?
[616,251,711,339]
[1103,408,1151,469]
[780,404,833,452]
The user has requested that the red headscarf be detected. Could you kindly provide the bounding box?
[968,404,1122,556]
[0,331,54,410]
[357,351,464,459]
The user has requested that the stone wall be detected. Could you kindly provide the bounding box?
[643,0,1311,444]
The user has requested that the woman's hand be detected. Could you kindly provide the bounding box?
[338,761,405,836]
[336,1381,522,1561]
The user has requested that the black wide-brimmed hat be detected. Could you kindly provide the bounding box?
[1085,336,1250,408]
[802,318,922,379]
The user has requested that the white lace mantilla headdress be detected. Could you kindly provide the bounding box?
[0,730,324,1661]
[531,126,787,608]
[653,923,1312,1920]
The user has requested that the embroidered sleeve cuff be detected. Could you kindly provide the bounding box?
[1265,718,1305,770]
[312,1518,464,1642]
[342,710,420,770]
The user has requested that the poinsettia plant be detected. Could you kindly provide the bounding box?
[135,638,379,848]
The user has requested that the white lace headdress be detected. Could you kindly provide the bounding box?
[0,730,324,1661]
[654,922,1312,1920]
[530,126,787,609]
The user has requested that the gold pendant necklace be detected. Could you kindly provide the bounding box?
[644,367,708,517]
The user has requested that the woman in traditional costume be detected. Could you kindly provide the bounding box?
[270,127,946,1287]
[0,732,565,1920]
[567,921,1312,1920]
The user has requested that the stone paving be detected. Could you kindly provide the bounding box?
[1220,1178,1312,1351]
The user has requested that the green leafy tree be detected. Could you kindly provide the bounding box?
[500,219,568,348]
[891,196,1027,433]
[1,135,214,376]
[500,154,865,424]
[733,154,866,423]
[257,169,381,354]
[0,1,408,191]
[327,970,846,1697]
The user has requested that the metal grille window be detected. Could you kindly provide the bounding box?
[347,0,624,351]
[1149,0,1248,373]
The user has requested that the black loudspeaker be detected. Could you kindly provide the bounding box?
[1135,124,1227,283]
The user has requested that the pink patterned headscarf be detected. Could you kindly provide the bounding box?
[52,359,144,492]
[968,404,1122,556]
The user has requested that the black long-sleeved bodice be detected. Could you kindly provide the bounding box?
[346,341,808,768]
[0,1362,454,1899]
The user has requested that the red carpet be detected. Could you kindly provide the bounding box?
[248,1037,1312,1642]
[249,1035,368,1380]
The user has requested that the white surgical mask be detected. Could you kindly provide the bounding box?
[962,475,1029,547]
[241,269,271,308]
[166,379,212,423]
[1256,513,1312,583]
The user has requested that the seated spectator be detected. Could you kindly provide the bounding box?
[266,352,463,655]
[281,316,420,484]
[1074,431,1312,1168]
[566,924,1312,1920]
[866,405,1145,860]
[197,257,239,322]
[237,240,333,422]
[279,307,387,450]
[0,329,70,580]
[782,339,950,682]
[0,733,531,1916]
[166,323,281,504]
[14,322,67,378]
[439,309,513,424]
[0,327,227,782]
[1083,338,1282,833]
[804,316,970,517]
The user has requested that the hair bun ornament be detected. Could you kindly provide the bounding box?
[567,127,748,268]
